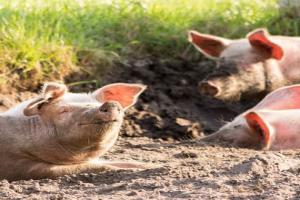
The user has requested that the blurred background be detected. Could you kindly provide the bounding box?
[0,0,298,91]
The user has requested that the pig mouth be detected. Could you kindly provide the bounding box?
[78,120,119,126]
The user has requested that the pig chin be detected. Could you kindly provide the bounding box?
[78,118,123,137]
[79,119,121,126]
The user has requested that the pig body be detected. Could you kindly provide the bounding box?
[0,82,146,181]
[189,28,300,101]
[202,84,300,150]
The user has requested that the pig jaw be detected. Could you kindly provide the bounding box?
[24,122,123,166]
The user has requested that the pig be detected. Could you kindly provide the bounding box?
[188,28,300,101]
[0,82,147,181]
[201,84,300,150]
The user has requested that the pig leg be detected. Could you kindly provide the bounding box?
[5,159,146,181]
[98,160,147,169]
[44,160,146,178]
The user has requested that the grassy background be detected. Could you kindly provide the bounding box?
[0,0,298,90]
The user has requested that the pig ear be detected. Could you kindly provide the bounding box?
[188,30,231,59]
[254,84,300,110]
[245,112,272,150]
[40,82,68,100]
[93,83,147,110]
[23,82,67,116]
[247,28,284,60]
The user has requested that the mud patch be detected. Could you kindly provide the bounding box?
[1,137,300,199]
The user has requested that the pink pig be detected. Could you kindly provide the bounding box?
[0,82,147,181]
[189,28,300,101]
[202,84,300,150]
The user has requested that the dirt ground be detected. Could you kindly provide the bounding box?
[0,58,299,199]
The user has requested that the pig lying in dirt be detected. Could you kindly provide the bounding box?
[202,84,300,150]
[0,82,146,181]
[188,28,300,101]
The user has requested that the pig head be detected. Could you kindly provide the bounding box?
[0,82,146,180]
[202,84,300,150]
[189,28,300,101]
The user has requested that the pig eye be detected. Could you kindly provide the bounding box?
[37,102,46,110]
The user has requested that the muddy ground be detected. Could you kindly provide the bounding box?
[0,58,299,199]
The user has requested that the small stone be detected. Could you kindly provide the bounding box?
[176,118,191,126]
[127,191,138,196]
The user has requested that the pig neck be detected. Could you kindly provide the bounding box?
[265,37,300,91]
[263,59,287,92]
[0,115,95,165]
[280,40,300,70]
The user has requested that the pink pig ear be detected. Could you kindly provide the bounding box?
[247,28,284,60]
[254,84,300,110]
[41,82,68,99]
[93,83,147,110]
[24,82,67,116]
[188,30,231,59]
[245,112,272,150]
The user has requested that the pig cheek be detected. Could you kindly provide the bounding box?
[240,67,265,94]
[227,126,257,148]
[211,76,241,101]
[51,112,83,139]
[201,65,241,100]
[219,77,241,100]
[54,112,73,125]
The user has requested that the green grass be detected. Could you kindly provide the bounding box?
[0,0,299,90]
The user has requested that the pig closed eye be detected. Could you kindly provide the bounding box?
[37,102,46,110]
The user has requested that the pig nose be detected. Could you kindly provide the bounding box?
[99,101,122,113]
[199,81,219,97]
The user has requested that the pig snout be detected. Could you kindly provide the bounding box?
[198,76,247,101]
[198,81,220,97]
[97,101,123,122]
